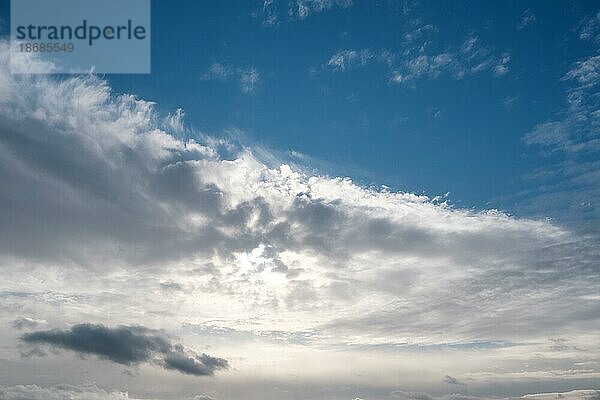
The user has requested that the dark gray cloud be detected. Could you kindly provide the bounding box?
[443,375,462,385]
[160,281,184,291]
[163,349,228,377]
[21,324,228,377]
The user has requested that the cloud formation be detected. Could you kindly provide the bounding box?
[579,11,600,43]
[324,35,510,84]
[0,40,599,393]
[442,375,462,385]
[12,317,44,330]
[520,13,600,226]
[202,62,261,94]
[517,9,536,30]
[1,40,598,342]
[0,384,142,400]
[21,324,228,376]
[259,0,352,26]
[390,390,600,400]
[0,384,217,400]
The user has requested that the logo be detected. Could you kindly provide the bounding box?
[10,0,151,74]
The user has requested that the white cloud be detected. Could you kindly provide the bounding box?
[493,53,511,76]
[324,36,510,85]
[391,390,600,400]
[578,11,600,43]
[201,63,261,94]
[524,54,600,153]
[518,13,600,228]
[2,384,597,400]
[0,384,221,400]
[0,384,144,400]
[259,0,353,26]
[164,108,186,135]
[202,63,233,81]
[563,55,600,86]
[327,49,374,72]
[239,67,261,94]
[0,41,599,396]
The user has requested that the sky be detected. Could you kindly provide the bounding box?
[0,1,599,400]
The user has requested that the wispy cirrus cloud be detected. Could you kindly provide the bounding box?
[239,67,261,93]
[323,35,510,85]
[563,55,600,87]
[258,0,352,27]
[202,62,261,94]
[201,62,234,81]
[525,26,600,152]
[578,11,600,43]
[517,8,536,30]
[326,49,379,72]
[519,14,600,227]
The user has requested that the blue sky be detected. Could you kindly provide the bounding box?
[93,0,598,223]
[1,1,600,400]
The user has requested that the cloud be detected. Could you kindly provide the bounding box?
[202,63,261,94]
[578,11,600,43]
[403,24,437,44]
[327,49,374,72]
[21,324,228,376]
[1,40,599,391]
[7,386,597,400]
[239,67,261,94]
[520,21,600,226]
[390,390,600,400]
[160,281,184,291]
[324,36,510,85]
[192,396,217,400]
[517,8,536,30]
[493,53,511,76]
[442,375,462,385]
[0,384,148,400]
[503,95,519,110]
[563,55,600,86]
[12,317,45,330]
[202,63,233,81]
[258,0,352,27]
[523,52,600,153]
[0,384,222,400]
[163,350,228,376]
[164,108,186,136]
